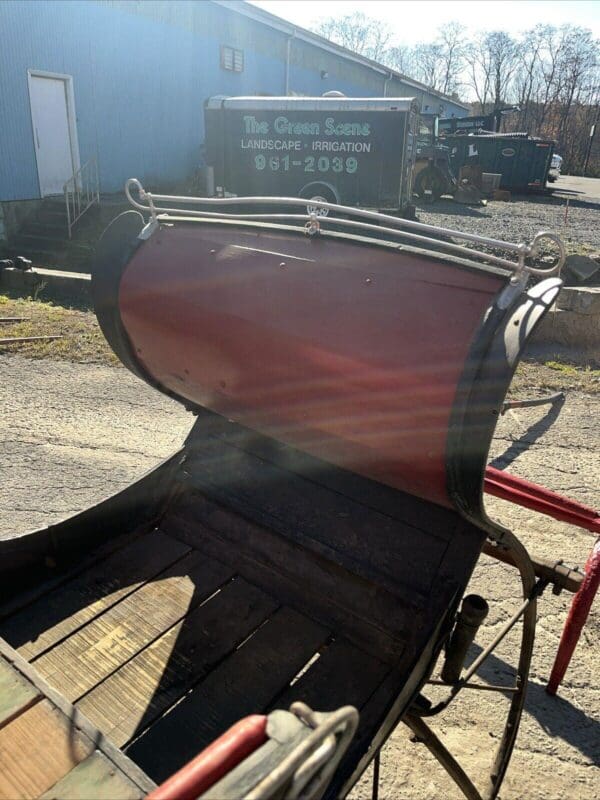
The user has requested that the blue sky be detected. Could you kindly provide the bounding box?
[249,1,600,41]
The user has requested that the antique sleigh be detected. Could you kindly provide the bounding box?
[0,181,584,800]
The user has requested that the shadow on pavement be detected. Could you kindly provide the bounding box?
[490,394,566,470]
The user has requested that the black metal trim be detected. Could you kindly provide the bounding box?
[91,210,153,384]
[446,277,562,532]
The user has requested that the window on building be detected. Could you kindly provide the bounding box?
[221,46,244,73]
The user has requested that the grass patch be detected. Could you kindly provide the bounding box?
[511,356,600,396]
[0,295,119,365]
[545,360,580,375]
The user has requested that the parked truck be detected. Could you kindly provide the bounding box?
[203,95,419,214]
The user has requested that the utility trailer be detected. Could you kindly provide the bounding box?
[204,95,419,213]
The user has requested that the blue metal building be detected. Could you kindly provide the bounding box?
[0,0,468,207]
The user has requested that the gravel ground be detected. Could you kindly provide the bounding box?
[1,353,598,799]
[417,191,600,261]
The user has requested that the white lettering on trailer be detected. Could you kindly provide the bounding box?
[311,141,372,153]
[243,116,269,134]
[240,139,302,150]
[274,117,321,135]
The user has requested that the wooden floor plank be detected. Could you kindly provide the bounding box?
[0,699,93,800]
[0,656,41,728]
[0,529,141,623]
[77,577,278,747]
[127,606,330,784]
[0,530,190,660]
[183,439,447,597]
[270,637,390,714]
[40,751,142,800]
[199,410,458,534]
[33,551,234,702]
[163,494,412,664]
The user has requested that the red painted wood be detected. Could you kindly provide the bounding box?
[484,466,600,534]
[546,539,600,695]
[145,715,268,800]
[484,467,599,695]
[119,223,504,507]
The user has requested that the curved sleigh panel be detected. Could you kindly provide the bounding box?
[94,214,560,513]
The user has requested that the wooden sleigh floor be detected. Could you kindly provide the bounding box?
[0,417,486,799]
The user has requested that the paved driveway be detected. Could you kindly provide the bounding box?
[552,174,600,201]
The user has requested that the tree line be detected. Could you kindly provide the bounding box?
[313,15,600,175]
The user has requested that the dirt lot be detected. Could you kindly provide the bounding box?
[1,351,598,800]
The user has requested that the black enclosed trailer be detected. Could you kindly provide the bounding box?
[204,96,419,212]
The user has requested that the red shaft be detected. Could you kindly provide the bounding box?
[146,715,268,800]
[546,539,600,696]
[484,467,599,695]
[484,466,600,534]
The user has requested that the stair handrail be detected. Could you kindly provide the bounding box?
[64,156,100,239]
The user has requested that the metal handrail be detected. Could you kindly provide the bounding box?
[64,157,100,239]
[125,178,565,281]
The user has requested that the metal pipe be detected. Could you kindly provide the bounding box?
[372,751,380,800]
[124,178,565,278]
[482,541,583,594]
[383,72,392,97]
[500,391,564,414]
[404,714,482,800]
[441,594,490,684]
[285,31,295,95]
[461,589,540,686]
[427,680,519,694]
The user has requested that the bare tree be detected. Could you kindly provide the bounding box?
[487,31,519,108]
[383,44,417,76]
[437,22,467,96]
[514,25,547,129]
[313,13,392,62]
[411,43,445,91]
[464,34,493,112]
[311,13,600,174]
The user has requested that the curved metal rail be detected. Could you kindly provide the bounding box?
[125,179,565,282]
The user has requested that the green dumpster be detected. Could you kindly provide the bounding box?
[442,132,555,192]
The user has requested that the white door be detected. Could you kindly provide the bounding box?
[29,74,78,196]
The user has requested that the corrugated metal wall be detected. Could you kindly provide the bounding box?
[0,0,467,201]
